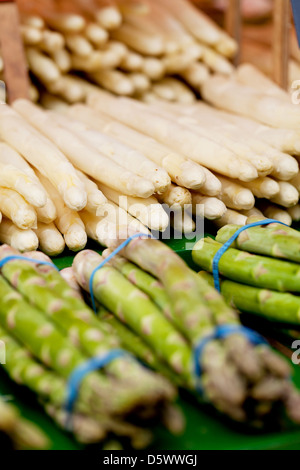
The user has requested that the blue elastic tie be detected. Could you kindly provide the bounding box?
[0,255,59,271]
[64,349,130,430]
[212,219,288,292]
[89,232,154,312]
[193,325,268,394]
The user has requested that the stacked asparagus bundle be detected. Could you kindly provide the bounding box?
[0,397,49,449]
[0,244,180,448]
[69,236,300,427]
[8,0,236,105]
[192,219,300,326]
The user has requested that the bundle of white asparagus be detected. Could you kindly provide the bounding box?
[0,60,299,257]
[0,0,237,105]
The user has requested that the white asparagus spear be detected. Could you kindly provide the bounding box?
[70,51,115,72]
[39,30,65,54]
[26,48,61,83]
[201,45,234,75]
[87,91,258,181]
[150,104,273,177]
[44,13,86,33]
[141,58,166,81]
[213,210,247,229]
[269,182,299,208]
[196,168,221,197]
[98,184,169,232]
[124,0,194,51]
[88,69,135,96]
[111,23,166,56]
[162,44,203,75]
[0,218,39,252]
[214,107,300,157]
[34,222,66,256]
[170,101,298,180]
[76,170,107,215]
[35,197,57,225]
[29,85,39,103]
[65,34,94,57]
[0,142,47,208]
[170,210,195,235]
[80,204,149,248]
[47,76,85,103]
[202,75,300,130]
[234,64,289,101]
[180,63,210,89]
[40,93,69,112]
[156,0,223,46]
[37,172,87,252]
[3,102,87,211]
[239,178,280,199]
[129,73,151,94]
[217,176,255,211]
[60,267,84,298]
[257,202,293,226]
[157,184,192,209]
[85,23,109,46]
[14,100,154,199]
[289,174,300,193]
[21,15,45,30]
[21,26,43,46]
[49,111,170,194]
[288,205,300,222]
[64,104,206,190]
[191,193,227,220]
[152,82,176,102]
[120,50,143,72]
[241,208,265,219]
[51,49,72,73]
[0,188,36,230]
[156,78,196,104]
[95,1,122,30]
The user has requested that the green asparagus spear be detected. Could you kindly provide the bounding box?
[102,251,174,319]
[192,238,300,293]
[216,224,300,262]
[122,238,215,344]
[97,307,182,385]
[199,271,300,325]
[73,250,194,385]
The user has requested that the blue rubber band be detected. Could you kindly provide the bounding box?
[64,349,131,430]
[193,325,268,394]
[212,219,289,292]
[89,232,154,312]
[0,255,59,271]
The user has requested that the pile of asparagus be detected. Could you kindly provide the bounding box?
[65,236,300,428]
[2,0,236,105]
[0,244,181,448]
[192,218,300,327]
[0,397,49,449]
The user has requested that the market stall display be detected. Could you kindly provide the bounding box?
[0,0,300,453]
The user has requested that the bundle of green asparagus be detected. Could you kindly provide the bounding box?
[0,244,181,448]
[0,397,49,449]
[192,219,300,326]
[71,236,300,427]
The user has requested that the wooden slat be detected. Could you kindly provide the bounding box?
[0,1,30,103]
[225,0,242,65]
[273,0,291,90]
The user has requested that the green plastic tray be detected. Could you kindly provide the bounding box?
[1,233,300,450]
